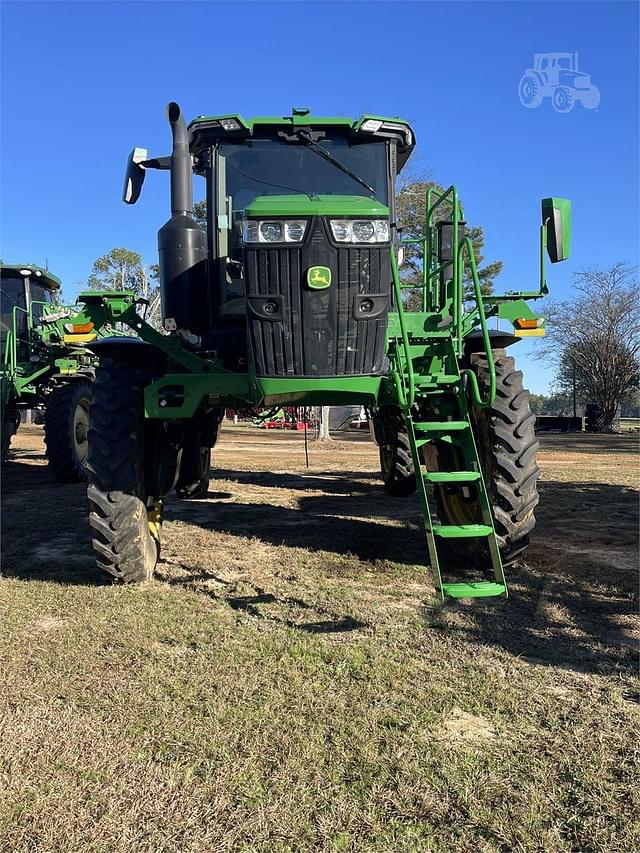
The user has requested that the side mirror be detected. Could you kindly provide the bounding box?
[542,197,572,263]
[122,147,148,204]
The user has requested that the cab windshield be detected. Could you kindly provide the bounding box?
[219,136,389,212]
[29,282,54,322]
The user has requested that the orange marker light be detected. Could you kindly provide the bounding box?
[70,322,95,334]
[514,318,541,329]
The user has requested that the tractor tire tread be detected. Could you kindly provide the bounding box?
[87,359,157,582]
[44,380,92,483]
[379,409,417,496]
[471,350,540,564]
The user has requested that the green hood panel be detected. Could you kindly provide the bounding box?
[245,194,389,218]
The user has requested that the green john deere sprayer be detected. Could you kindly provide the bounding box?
[1,263,100,480]
[77,102,571,598]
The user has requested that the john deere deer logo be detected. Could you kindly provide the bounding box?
[307,266,332,289]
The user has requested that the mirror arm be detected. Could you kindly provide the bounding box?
[141,155,171,171]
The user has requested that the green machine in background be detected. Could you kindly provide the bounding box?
[79,102,571,598]
[1,263,98,480]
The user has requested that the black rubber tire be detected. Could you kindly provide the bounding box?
[437,349,540,564]
[87,359,159,583]
[44,380,92,483]
[518,74,542,108]
[176,446,211,499]
[1,409,20,461]
[379,409,417,496]
[552,85,574,114]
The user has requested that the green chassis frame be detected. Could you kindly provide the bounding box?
[1,295,99,417]
[76,185,561,420]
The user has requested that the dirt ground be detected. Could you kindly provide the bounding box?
[1,424,638,852]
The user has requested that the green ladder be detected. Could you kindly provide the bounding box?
[405,412,508,601]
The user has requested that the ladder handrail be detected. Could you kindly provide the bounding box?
[8,305,29,375]
[458,236,496,409]
[390,247,415,409]
[3,327,15,375]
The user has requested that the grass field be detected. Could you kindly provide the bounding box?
[1,425,638,852]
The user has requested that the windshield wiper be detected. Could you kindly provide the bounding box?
[298,131,376,196]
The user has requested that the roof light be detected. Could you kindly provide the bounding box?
[514,318,541,329]
[19,269,31,276]
[220,118,241,131]
[361,119,383,132]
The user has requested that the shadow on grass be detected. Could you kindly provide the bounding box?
[212,467,381,495]
[424,478,638,675]
[160,571,368,634]
[3,452,637,672]
[1,457,104,586]
[227,591,367,634]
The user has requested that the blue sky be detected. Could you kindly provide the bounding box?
[1,0,638,392]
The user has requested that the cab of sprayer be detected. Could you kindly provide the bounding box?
[123,103,415,381]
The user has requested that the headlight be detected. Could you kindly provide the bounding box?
[330,219,390,243]
[260,221,283,242]
[242,219,307,243]
[285,221,305,241]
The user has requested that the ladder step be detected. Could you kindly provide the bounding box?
[441,582,507,599]
[423,471,481,483]
[413,421,469,432]
[432,524,493,539]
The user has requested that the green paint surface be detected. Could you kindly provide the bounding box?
[189,112,413,136]
[246,194,389,218]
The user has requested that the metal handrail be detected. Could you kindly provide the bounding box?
[458,237,495,408]
[390,247,415,409]
[427,185,456,222]
[3,328,14,374]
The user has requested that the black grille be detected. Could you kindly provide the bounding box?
[245,219,390,378]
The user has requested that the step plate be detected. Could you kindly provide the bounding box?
[414,421,469,432]
[432,524,493,538]
[423,471,481,483]
[441,582,507,599]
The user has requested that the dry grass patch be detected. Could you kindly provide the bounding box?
[1,427,638,851]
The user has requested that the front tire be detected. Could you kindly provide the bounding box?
[552,86,574,113]
[518,74,543,108]
[580,85,600,110]
[1,407,20,461]
[176,446,211,499]
[87,359,160,582]
[437,349,540,564]
[378,408,417,497]
[44,380,92,483]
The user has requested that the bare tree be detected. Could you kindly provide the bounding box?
[539,263,640,431]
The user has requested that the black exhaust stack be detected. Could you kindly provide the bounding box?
[158,101,207,332]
